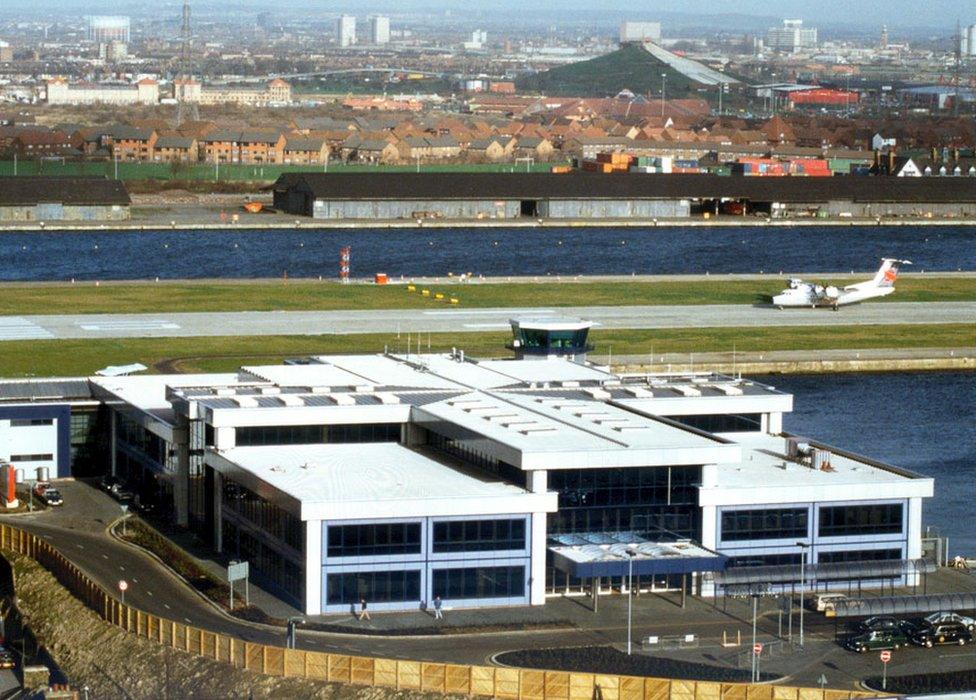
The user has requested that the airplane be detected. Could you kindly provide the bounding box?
[771,258,912,309]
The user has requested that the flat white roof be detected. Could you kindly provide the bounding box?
[208,443,557,520]
[700,433,933,506]
[93,373,240,423]
[414,353,612,390]
[241,363,373,389]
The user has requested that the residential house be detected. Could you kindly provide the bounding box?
[152,135,198,163]
[514,136,554,160]
[111,126,157,162]
[468,137,511,161]
[282,136,328,165]
[351,139,401,164]
[238,131,286,164]
[201,130,242,164]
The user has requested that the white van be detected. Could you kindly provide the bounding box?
[813,593,848,612]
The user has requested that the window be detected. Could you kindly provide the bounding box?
[668,414,762,433]
[818,504,903,537]
[721,508,809,541]
[547,466,701,539]
[817,549,902,564]
[432,566,526,600]
[327,523,422,557]
[326,570,421,605]
[9,453,53,462]
[222,479,303,552]
[727,552,803,568]
[10,418,54,427]
[235,423,400,447]
[432,519,526,553]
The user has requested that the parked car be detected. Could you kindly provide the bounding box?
[811,593,848,612]
[0,645,14,669]
[911,622,974,648]
[845,628,911,653]
[100,475,122,493]
[923,611,976,631]
[32,482,63,507]
[856,616,906,634]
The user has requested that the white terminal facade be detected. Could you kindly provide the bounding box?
[0,321,932,615]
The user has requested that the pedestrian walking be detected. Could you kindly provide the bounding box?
[359,598,371,621]
[433,595,444,620]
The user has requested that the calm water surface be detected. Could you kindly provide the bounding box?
[1,225,973,280]
[754,371,976,557]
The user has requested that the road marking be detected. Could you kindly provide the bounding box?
[77,320,180,332]
[164,604,171,610]
[101,554,108,559]
[75,544,84,549]
[422,309,553,316]
[146,590,153,597]
[119,566,125,571]
[462,323,512,329]
[0,317,55,341]
[132,578,138,583]
[184,617,192,623]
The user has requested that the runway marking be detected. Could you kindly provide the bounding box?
[462,323,512,329]
[422,309,553,316]
[77,320,180,332]
[0,317,55,341]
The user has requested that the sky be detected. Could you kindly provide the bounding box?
[4,0,973,30]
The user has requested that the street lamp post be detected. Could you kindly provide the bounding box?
[751,593,759,682]
[286,616,305,649]
[796,541,811,648]
[626,545,638,655]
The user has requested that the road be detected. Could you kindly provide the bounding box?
[4,482,976,691]
[0,302,973,342]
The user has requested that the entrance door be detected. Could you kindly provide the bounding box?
[520,200,538,217]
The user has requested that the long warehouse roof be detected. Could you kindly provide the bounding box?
[0,176,131,206]
[274,172,976,203]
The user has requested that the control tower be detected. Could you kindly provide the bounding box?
[508,318,593,362]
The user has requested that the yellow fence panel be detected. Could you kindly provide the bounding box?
[305,651,330,681]
[697,681,723,700]
[328,654,352,684]
[494,667,520,699]
[670,678,696,700]
[568,672,595,700]
[264,646,285,677]
[215,635,231,664]
[722,685,749,700]
[471,665,497,697]
[350,655,374,686]
[617,675,644,700]
[444,664,471,695]
[186,627,202,655]
[779,689,809,700]
[284,648,305,678]
[373,658,397,687]
[422,662,447,693]
[593,674,620,700]
[397,660,421,690]
[201,631,217,659]
[543,670,570,700]
[747,686,774,700]
[519,669,545,700]
[245,643,264,673]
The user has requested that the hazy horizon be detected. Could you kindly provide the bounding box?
[1,0,973,31]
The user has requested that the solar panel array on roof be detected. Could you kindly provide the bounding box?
[0,379,93,401]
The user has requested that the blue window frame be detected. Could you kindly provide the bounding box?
[327,522,422,558]
[432,519,526,553]
[818,504,903,537]
[432,565,525,600]
[326,569,421,605]
[721,508,809,541]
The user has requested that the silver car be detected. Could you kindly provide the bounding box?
[924,612,976,631]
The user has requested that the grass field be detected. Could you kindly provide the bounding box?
[0,159,565,182]
[2,277,973,316]
[1,324,971,377]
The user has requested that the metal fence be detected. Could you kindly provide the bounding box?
[0,523,880,700]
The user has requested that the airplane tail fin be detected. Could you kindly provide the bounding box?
[871,258,911,288]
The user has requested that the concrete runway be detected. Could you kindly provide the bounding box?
[0,302,973,342]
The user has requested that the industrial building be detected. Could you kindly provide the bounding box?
[271,172,976,222]
[0,322,934,614]
[0,177,131,222]
[765,19,817,54]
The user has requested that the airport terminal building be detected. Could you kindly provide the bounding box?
[0,323,933,614]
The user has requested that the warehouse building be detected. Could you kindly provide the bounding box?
[0,323,934,615]
[271,172,976,222]
[0,177,131,222]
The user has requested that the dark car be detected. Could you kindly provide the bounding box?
[100,475,122,493]
[844,628,911,653]
[856,616,906,634]
[911,622,974,648]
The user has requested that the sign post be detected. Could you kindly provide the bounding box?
[880,650,891,690]
[118,579,128,605]
[227,561,249,610]
[753,642,763,682]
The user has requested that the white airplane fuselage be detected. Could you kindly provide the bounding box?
[772,285,896,308]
